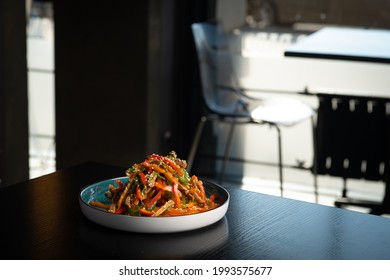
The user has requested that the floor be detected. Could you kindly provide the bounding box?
[202,168,389,217]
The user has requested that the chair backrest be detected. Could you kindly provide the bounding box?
[191,22,245,116]
[314,93,390,181]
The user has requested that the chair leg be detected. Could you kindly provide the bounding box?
[335,179,348,208]
[187,116,207,173]
[275,125,284,196]
[313,170,319,204]
[311,115,319,203]
[219,120,236,184]
[341,178,347,197]
[370,183,390,215]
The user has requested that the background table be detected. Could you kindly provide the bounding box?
[285,26,390,64]
[1,162,390,260]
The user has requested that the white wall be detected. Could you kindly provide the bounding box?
[216,0,246,30]
[27,10,56,178]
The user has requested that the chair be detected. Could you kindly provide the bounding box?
[313,93,390,215]
[187,22,314,195]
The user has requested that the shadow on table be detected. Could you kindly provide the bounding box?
[79,216,229,259]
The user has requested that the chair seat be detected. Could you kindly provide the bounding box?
[250,97,314,127]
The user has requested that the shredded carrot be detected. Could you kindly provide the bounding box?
[136,185,143,200]
[172,183,181,208]
[196,180,206,201]
[139,208,154,216]
[89,201,109,209]
[145,189,163,209]
[139,172,147,185]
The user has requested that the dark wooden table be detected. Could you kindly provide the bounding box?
[2,161,390,260]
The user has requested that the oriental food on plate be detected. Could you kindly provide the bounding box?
[79,151,229,233]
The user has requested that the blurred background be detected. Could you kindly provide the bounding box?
[2,0,390,214]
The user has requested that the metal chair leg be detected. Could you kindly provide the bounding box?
[311,115,319,203]
[275,125,283,196]
[341,178,348,197]
[219,120,236,184]
[187,116,207,173]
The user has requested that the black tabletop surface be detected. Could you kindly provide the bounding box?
[2,162,390,260]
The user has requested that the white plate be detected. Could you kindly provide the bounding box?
[79,177,229,233]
